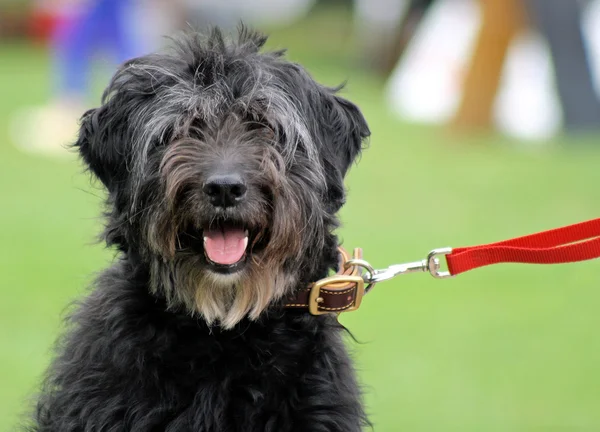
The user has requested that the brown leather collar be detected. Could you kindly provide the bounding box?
[284,247,366,315]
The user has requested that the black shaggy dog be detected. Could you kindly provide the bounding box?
[29,27,370,431]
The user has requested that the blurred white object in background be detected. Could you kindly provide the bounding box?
[385,0,481,124]
[493,30,562,141]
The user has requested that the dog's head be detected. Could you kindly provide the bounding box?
[76,27,369,327]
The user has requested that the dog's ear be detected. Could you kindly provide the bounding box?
[320,92,370,178]
[317,91,369,211]
[75,105,128,192]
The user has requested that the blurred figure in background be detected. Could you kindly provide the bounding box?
[525,0,600,134]
[10,0,319,157]
[11,0,171,157]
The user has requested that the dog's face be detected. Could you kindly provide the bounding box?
[76,28,369,327]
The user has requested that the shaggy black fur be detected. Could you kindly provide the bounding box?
[27,27,370,431]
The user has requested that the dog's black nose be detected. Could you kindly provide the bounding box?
[203,174,247,208]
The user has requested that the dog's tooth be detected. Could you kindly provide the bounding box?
[243,236,248,249]
[203,236,208,244]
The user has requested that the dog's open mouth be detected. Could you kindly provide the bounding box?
[177,220,268,273]
[199,221,269,274]
[203,224,249,268]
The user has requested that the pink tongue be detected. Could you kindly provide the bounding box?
[203,227,247,265]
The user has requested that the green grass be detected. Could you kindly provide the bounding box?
[2,8,600,430]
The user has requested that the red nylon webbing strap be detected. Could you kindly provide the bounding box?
[446,218,600,276]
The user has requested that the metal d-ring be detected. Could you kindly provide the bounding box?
[344,259,377,292]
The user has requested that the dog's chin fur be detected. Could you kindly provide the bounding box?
[27,26,372,431]
[201,269,297,329]
[154,257,297,330]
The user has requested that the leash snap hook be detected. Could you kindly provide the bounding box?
[368,260,428,283]
[361,247,454,284]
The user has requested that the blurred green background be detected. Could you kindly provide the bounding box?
[2,3,600,431]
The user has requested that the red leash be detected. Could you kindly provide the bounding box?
[363,217,600,284]
[445,218,600,276]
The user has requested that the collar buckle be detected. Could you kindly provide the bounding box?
[308,274,365,315]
